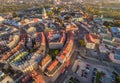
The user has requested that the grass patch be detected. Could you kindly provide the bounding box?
[68,77,76,83]
[48,49,60,60]
[116,76,120,83]
[67,77,80,83]
[95,72,102,83]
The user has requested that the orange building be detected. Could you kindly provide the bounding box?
[56,31,74,63]
[66,24,78,31]
[84,34,100,49]
[31,70,45,83]
[46,31,66,49]
[40,55,52,71]
[85,34,100,44]
[47,59,59,72]
[45,31,74,76]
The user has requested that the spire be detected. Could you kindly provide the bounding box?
[42,8,48,19]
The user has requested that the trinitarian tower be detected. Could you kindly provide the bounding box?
[42,8,48,19]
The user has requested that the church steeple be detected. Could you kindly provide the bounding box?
[42,8,48,19]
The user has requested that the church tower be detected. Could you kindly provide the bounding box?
[42,8,48,19]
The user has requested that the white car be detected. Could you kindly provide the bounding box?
[86,69,90,73]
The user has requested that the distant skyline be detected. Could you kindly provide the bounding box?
[84,0,120,2]
[0,0,120,4]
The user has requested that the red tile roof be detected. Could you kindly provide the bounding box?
[59,55,65,60]
[85,34,99,43]
[31,70,45,83]
[47,60,58,72]
[86,34,93,43]
[90,34,99,39]
[57,31,74,61]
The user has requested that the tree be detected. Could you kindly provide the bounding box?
[80,40,85,47]
[12,12,17,18]
[107,26,111,30]
[116,76,120,83]
[103,21,110,26]
[55,50,59,55]
[47,11,54,18]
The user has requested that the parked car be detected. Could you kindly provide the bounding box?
[81,70,85,77]
[86,64,90,69]
[91,76,96,83]
[93,68,97,75]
